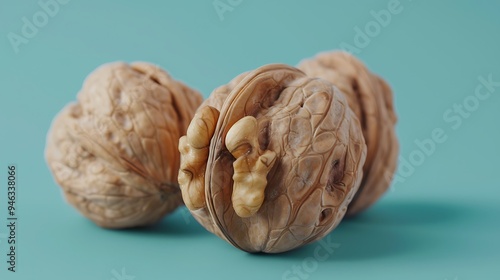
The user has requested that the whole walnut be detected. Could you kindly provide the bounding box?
[178,64,367,253]
[298,51,399,216]
[45,62,203,228]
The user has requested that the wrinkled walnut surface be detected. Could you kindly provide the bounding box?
[179,64,366,253]
[46,62,203,228]
[298,51,399,216]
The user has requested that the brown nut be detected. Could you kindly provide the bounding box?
[298,51,399,216]
[45,62,203,228]
[179,64,366,253]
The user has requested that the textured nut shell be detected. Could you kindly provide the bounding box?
[298,51,399,216]
[179,64,366,253]
[45,62,203,228]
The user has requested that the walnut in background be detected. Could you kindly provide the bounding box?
[298,51,399,216]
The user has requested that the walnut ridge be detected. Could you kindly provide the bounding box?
[45,62,203,228]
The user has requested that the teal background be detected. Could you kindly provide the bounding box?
[1,0,499,279]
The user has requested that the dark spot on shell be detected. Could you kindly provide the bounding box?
[150,75,161,85]
[258,120,271,150]
[326,158,343,193]
[319,208,332,224]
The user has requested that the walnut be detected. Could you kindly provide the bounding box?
[298,51,399,216]
[179,64,366,253]
[45,62,203,228]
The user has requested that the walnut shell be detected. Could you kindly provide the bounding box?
[298,51,399,216]
[178,64,366,253]
[45,62,203,228]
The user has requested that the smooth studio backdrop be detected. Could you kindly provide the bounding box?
[1,1,499,279]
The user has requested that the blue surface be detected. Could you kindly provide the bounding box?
[1,1,499,279]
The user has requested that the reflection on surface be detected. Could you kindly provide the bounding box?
[116,206,208,237]
[262,199,476,260]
